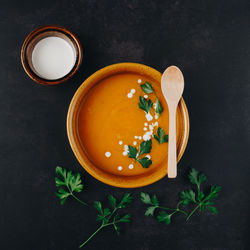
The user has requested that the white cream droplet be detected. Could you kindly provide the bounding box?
[131,89,136,94]
[138,79,142,83]
[143,127,147,131]
[144,122,148,126]
[155,115,159,119]
[133,141,137,145]
[138,136,142,140]
[145,113,153,121]
[118,166,123,171]
[122,151,128,156]
[143,134,151,141]
[105,152,111,157]
[144,95,148,99]
[128,164,134,169]
[127,93,133,98]
[119,140,123,145]
[146,154,151,159]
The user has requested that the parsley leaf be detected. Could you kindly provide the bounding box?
[145,206,157,217]
[180,190,196,206]
[157,211,172,225]
[141,192,159,206]
[55,166,87,205]
[137,157,152,168]
[119,214,131,223]
[94,201,103,214]
[155,98,163,115]
[112,214,120,235]
[128,145,138,159]
[138,140,152,156]
[96,207,111,223]
[138,96,153,113]
[55,189,70,204]
[151,195,159,206]
[108,195,116,208]
[140,192,152,205]
[117,193,134,208]
[206,186,222,201]
[208,206,218,214]
[140,82,154,94]
[188,168,207,190]
[153,127,168,144]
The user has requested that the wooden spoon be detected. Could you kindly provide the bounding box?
[161,66,184,178]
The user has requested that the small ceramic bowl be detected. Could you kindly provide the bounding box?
[67,63,190,188]
[21,25,82,85]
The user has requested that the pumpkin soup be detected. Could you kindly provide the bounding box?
[77,73,181,176]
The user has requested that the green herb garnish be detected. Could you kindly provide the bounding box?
[138,96,153,113]
[153,127,168,144]
[140,82,154,94]
[141,168,221,224]
[155,97,163,114]
[79,193,133,248]
[128,145,138,158]
[137,157,152,168]
[140,82,163,115]
[128,140,152,168]
[55,166,87,206]
[138,140,152,155]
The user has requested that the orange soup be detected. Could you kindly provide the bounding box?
[78,73,181,176]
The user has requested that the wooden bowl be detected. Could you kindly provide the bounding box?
[67,63,189,188]
[21,25,82,85]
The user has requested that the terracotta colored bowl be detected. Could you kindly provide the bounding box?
[21,25,82,85]
[67,63,189,188]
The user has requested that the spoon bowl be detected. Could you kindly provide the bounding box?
[161,66,184,102]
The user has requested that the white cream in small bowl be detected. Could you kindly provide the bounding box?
[32,37,76,80]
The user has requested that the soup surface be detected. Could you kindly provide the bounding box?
[78,73,181,176]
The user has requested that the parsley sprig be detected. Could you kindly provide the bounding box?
[55,166,87,206]
[138,96,153,113]
[128,140,152,168]
[140,192,187,225]
[79,194,133,248]
[141,168,221,225]
[184,168,221,220]
[140,82,163,115]
[153,127,168,144]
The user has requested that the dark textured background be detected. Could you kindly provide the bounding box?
[1,0,250,249]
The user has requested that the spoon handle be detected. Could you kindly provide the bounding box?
[168,103,177,178]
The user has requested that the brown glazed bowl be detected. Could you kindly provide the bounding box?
[21,25,82,85]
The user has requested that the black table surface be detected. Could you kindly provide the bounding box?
[1,0,250,249]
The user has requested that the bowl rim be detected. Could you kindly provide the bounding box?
[21,25,82,85]
[67,62,189,188]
